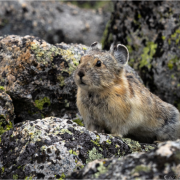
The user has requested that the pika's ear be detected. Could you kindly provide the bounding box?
[90,42,102,50]
[110,44,129,65]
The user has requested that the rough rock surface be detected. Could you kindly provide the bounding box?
[70,140,180,179]
[0,35,87,123]
[0,35,143,124]
[0,89,15,139]
[0,117,153,179]
[0,1,110,45]
[102,1,180,110]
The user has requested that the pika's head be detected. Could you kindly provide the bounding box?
[74,42,129,91]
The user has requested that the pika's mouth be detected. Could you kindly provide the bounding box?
[80,80,86,85]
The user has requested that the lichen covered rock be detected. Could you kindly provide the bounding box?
[70,140,180,179]
[0,117,133,179]
[0,89,14,141]
[102,1,180,110]
[0,35,87,123]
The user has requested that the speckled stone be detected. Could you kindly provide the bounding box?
[0,117,132,179]
[69,140,180,179]
[0,35,87,123]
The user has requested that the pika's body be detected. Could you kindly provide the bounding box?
[74,42,180,142]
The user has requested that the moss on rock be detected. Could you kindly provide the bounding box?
[0,118,13,142]
[139,41,157,70]
[0,86,5,91]
[73,118,84,126]
[86,147,103,164]
[94,162,108,178]
[34,97,51,111]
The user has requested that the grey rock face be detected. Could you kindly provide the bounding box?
[102,1,180,110]
[0,35,87,123]
[70,140,180,179]
[0,117,131,179]
[0,1,110,45]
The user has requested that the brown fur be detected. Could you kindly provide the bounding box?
[74,43,180,143]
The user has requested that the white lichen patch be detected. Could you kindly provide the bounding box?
[156,140,180,157]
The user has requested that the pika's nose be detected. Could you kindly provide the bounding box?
[78,71,85,78]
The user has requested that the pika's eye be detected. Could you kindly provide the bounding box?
[96,60,101,67]
[79,59,81,64]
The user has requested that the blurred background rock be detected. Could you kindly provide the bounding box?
[0,0,112,45]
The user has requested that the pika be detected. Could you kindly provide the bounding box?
[74,42,180,143]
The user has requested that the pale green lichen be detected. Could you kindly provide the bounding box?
[73,118,84,126]
[167,56,180,70]
[34,97,51,110]
[162,36,166,40]
[31,41,82,79]
[171,74,175,79]
[131,165,151,175]
[0,119,13,142]
[123,138,155,153]
[126,45,133,54]
[133,19,141,28]
[1,166,4,174]
[122,138,142,153]
[57,75,65,86]
[0,86,5,91]
[94,162,108,178]
[86,147,103,164]
[31,43,59,64]
[60,129,73,135]
[72,59,79,66]
[57,75,65,87]
[127,35,132,44]
[91,139,100,147]
[25,176,33,180]
[69,149,78,156]
[106,139,111,145]
[41,145,47,151]
[144,145,155,151]
[13,174,18,179]
[140,41,157,70]
[91,135,101,147]
[59,48,81,72]
[171,28,180,45]
[138,13,142,19]
[58,173,65,180]
[64,99,69,108]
